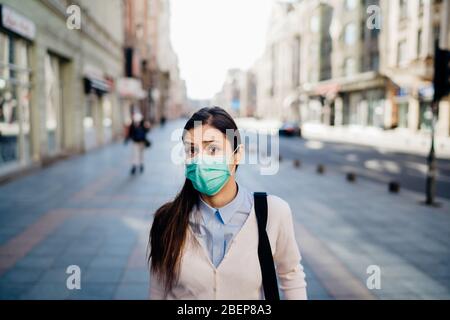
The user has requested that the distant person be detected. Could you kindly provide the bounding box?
[124,112,151,175]
[148,106,307,300]
[160,115,166,127]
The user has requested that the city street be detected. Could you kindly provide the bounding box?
[278,136,450,200]
[0,120,449,299]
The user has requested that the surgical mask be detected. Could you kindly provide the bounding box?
[185,150,237,196]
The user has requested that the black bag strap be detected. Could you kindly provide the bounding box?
[254,192,280,301]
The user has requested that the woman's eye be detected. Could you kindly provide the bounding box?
[185,146,197,157]
[208,146,218,154]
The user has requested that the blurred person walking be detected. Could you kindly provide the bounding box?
[124,112,151,175]
[148,106,307,300]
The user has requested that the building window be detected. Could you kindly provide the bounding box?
[417,30,423,57]
[433,25,440,44]
[399,0,408,20]
[397,40,407,65]
[292,36,301,88]
[370,52,380,70]
[0,32,32,168]
[270,44,277,96]
[45,53,63,155]
[344,23,357,45]
[418,0,424,16]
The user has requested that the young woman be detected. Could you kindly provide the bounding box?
[124,112,151,175]
[148,107,307,300]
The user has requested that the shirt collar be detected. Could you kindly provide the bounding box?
[198,182,245,225]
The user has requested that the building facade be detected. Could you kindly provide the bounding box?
[148,0,186,122]
[251,0,450,137]
[0,0,125,179]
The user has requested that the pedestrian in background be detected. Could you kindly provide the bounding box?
[148,106,307,300]
[124,112,151,175]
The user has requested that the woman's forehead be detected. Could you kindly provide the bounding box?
[184,125,225,143]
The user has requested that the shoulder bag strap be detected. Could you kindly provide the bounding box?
[254,192,280,300]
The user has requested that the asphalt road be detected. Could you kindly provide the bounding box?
[277,136,450,200]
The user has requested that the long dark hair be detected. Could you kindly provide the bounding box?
[148,106,241,295]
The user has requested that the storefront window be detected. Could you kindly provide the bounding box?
[419,101,433,132]
[0,32,31,169]
[102,96,113,143]
[84,93,97,151]
[397,102,409,128]
[367,90,385,128]
[45,53,63,155]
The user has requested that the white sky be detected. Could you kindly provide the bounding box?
[170,0,273,100]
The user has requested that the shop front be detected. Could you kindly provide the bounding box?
[83,66,114,151]
[0,4,35,175]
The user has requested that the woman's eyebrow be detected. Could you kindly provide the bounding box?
[183,139,219,145]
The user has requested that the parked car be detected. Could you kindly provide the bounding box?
[279,122,302,137]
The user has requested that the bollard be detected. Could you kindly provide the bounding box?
[346,172,356,183]
[388,181,400,193]
[317,164,325,174]
[293,159,301,168]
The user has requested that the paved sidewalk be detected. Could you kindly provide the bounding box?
[0,124,184,299]
[0,119,449,299]
[238,160,450,299]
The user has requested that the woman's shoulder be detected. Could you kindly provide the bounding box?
[260,194,294,235]
[263,194,292,223]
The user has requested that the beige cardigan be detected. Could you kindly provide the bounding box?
[149,195,308,300]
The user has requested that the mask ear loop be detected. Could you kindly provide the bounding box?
[229,145,241,174]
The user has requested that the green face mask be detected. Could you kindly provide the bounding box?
[185,154,233,196]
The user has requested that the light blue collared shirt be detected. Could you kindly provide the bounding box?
[189,183,254,268]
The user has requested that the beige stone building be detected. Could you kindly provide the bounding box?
[381,0,449,136]
[122,0,186,123]
[211,68,257,118]
[252,0,450,137]
[0,0,125,180]
[148,0,186,121]
[253,2,302,121]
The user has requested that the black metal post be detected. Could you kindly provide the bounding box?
[425,101,438,205]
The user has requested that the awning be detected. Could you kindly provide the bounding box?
[84,77,111,96]
[117,78,146,100]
